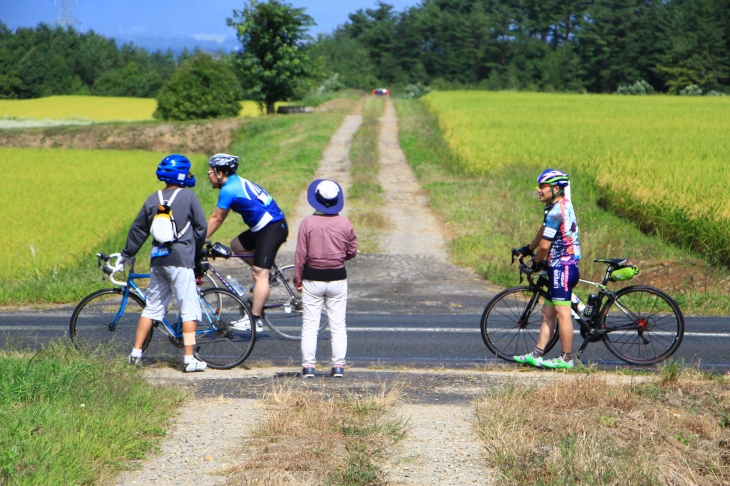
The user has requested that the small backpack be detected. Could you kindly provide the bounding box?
[150,189,191,244]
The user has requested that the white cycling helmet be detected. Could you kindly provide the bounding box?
[208,153,239,172]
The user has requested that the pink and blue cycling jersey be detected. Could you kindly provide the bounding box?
[542,198,581,267]
[217,174,285,232]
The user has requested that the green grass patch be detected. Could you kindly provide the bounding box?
[349,96,387,252]
[394,98,730,315]
[0,343,185,485]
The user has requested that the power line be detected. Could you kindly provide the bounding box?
[54,0,80,27]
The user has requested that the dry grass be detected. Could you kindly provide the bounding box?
[474,366,730,485]
[224,381,406,485]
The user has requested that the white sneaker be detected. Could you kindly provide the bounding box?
[231,315,251,331]
[184,357,207,372]
[255,319,264,333]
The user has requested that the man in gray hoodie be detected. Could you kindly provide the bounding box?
[119,154,208,372]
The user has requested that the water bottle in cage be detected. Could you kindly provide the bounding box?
[571,293,586,315]
[226,275,246,297]
[583,294,599,318]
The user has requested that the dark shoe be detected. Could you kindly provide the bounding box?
[302,366,315,378]
[331,366,344,378]
[128,354,142,366]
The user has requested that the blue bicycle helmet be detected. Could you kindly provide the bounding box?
[157,154,196,187]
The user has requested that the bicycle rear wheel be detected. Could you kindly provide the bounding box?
[480,286,559,361]
[600,285,684,365]
[195,288,256,369]
[69,289,150,353]
[262,265,328,341]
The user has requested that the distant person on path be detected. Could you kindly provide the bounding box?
[294,180,358,378]
[205,153,288,334]
[514,169,581,369]
[121,154,208,372]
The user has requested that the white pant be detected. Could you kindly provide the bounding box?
[142,266,201,322]
[301,279,347,367]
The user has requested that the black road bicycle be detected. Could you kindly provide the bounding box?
[480,250,684,365]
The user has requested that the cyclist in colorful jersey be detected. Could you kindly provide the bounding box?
[514,169,581,369]
[205,153,288,333]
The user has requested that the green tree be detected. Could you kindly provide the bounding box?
[311,32,379,89]
[227,0,318,114]
[658,0,729,93]
[153,52,242,121]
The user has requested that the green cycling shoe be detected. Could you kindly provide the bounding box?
[513,353,543,368]
[541,357,574,369]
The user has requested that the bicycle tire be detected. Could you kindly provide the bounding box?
[199,272,219,290]
[261,265,328,341]
[195,288,256,369]
[600,285,684,365]
[69,289,151,354]
[480,286,559,361]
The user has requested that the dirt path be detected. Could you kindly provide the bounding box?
[112,397,264,486]
[113,100,501,485]
[280,105,363,254]
[378,98,447,260]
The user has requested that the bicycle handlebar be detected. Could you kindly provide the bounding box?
[96,252,129,287]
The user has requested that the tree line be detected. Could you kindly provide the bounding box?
[0,22,204,100]
[4,0,727,106]
[313,0,730,94]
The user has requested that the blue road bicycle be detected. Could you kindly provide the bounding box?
[69,253,256,369]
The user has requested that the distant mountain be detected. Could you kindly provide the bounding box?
[112,34,240,55]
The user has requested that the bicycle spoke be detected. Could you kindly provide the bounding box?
[69,289,147,355]
[602,286,684,365]
[481,287,556,361]
[193,288,256,369]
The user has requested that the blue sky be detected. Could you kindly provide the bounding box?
[0,1,420,51]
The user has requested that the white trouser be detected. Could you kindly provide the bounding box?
[301,279,347,368]
[142,266,201,322]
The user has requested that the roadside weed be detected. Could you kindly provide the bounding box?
[474,370,730,484]
[0,342,185,485]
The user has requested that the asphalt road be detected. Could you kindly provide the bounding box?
[2,311,728,371]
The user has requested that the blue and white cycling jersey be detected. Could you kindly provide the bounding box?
[217,174,285,232]
[542,198,581,267]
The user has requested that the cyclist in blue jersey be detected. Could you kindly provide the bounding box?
[205,153,288,332]
[514,169,581,369]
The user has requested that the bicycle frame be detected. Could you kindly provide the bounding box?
[522,265,648,361]
[101,253,223,343]
[202,251,298,314]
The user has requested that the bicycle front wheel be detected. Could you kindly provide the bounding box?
[69,289,149,353]
[480,286,559,361]
[195,288,256,369]
[262,265,328,341]
[600,285,684,365]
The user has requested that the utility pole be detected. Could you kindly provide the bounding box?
[54,0,81,28]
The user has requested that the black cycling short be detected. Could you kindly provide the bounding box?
[236,219,288,269]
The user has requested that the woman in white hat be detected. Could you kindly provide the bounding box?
[294,179,358,378]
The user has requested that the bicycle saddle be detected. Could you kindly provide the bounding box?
[594,258,629,267]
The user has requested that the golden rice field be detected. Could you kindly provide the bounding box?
[0,148,206,280]
[423,91,730,262]
[0,96,276,122]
